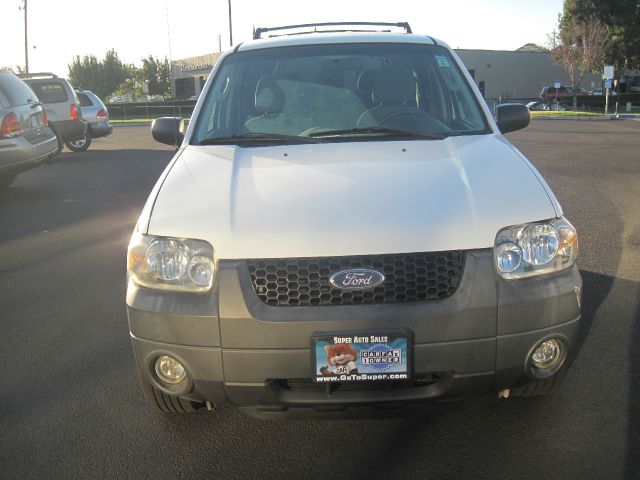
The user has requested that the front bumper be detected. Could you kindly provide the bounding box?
[127,250,582,414]
[0,132,58,174]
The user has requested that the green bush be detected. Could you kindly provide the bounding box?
[555,93,640,112]
[106,100,196,119]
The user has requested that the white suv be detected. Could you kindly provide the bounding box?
[127,22,581,416]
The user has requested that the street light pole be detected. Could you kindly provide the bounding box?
[23,0,29,74]
[228,0,233,46]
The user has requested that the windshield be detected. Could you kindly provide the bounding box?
[192,43,489,145]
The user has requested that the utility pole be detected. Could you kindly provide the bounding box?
[228,0,233,46]
[218,33,222,52]
[22,0,29,74]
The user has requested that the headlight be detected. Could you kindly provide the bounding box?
[127,232,215,292]
[494,217,578,279]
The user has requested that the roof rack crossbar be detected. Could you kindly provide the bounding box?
[17,72,58,79]
[253,22,412,40]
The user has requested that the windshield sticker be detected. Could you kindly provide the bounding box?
[435,55,451,68]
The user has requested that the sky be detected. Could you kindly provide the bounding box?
[1,0,565,76]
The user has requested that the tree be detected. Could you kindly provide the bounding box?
[562,0,640,70]
[140,55,172,98]
[157,57,172,98]
[101,49,129,96]
[68,49,129,99]
[1,65,26,74]
[549,15,610,109]
[112,64,143,101]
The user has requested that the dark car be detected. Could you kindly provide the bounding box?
[20,73,87,153]
[526,101,567,111]
[540,86,590,99]
[0,70,58,188]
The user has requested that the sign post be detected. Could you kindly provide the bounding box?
[142,83,150,118]
[554,80,561,110]
[604,65,614,116]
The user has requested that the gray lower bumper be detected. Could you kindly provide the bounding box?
[127,250,582,410]
[51,119,86,142]
[89,122,112,138]
[0,133,57,175]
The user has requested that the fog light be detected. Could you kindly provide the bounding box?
[154,355,187,384]
[531,339,562,369]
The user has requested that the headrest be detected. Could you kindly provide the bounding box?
[255,75,284,115]
[371,69,416,105]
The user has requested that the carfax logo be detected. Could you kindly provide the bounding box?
[360,343,402,371]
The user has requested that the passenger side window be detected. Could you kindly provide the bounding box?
[245,78,367,135]
[77,93,93,107]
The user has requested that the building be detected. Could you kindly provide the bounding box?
[170,46,602,101]
[171,53,221,99]
[455,47,601,99]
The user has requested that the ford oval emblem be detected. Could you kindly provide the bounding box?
[329,268,385,290]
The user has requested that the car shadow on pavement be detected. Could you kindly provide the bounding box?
[0,149,172,245]
[575,270,640,479]
[625,275,640,479]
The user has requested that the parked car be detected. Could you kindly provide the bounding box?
[71,90,113,151]
[628,75,640,92]
[540,86,590,99]
[20,73,87,153]
[128,22,581,416]
[0,69,58,188]
[526,100,567,111]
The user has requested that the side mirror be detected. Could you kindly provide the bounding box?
[151,117,185,147]
[496,103,530,134]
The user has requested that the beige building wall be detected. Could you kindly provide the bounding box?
[170,49,603,100]
[171,53,222,98]
[455,49,602,99]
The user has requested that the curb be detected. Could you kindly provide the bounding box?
[531,115,617,121]
[112,122,152,127]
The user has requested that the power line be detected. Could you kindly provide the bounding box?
[228,0,233,46]
[19,0,29,73]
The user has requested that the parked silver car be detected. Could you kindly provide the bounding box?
[0,69,58,188]
[20,73,87,153]
[72,90,113,151]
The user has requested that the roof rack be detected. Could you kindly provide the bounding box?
[17,72,58,79]
[253,22,412,40]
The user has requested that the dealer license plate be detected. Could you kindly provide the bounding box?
[312,332,411,383]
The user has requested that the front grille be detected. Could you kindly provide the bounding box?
[247,251,465,306]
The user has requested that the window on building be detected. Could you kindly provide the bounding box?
[175,77,196,99]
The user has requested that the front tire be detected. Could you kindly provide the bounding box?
[135,367,205,413]
[510,369,566,397]
[65,129,92,152]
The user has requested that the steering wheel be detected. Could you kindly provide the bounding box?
[378,107,433,125]
[298,126,333,136]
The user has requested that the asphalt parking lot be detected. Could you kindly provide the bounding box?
[1,120,639,479]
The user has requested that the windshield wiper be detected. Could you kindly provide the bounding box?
[197,132,321,146]
[308,127,449,140]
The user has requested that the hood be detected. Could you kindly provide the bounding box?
[146,135,559,259]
